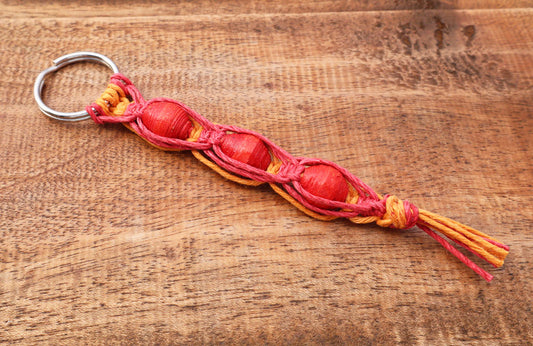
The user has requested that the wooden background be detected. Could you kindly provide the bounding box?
[1,1,532,344]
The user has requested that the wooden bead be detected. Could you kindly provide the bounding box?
[219,133,271,170]
[300,164,349,209]
[141,101,193,139]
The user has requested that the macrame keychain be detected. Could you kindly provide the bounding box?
[34,52,509,282]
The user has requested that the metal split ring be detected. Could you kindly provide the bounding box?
[34,52,119,121]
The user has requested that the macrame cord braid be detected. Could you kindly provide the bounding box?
[87,73,509,282]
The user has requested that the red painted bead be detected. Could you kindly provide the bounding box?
[219,133,271,170]
[141,101,193,139]
[300,164,349,209]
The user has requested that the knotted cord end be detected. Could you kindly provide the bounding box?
[376,195,419,229]
[366,195,509,281]
[87,81,135,124]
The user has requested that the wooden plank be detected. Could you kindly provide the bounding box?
[0,4,532,344]
[0,0,532,18]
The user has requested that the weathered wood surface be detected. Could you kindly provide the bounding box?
[0,1,532,344]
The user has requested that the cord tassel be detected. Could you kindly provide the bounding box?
[418,210,509,267]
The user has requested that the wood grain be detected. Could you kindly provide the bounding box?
[3,0,533,18]
[1,1,532,344]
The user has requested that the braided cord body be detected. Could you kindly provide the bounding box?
[87,73,509,282]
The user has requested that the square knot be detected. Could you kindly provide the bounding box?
[200,129,225,147]
[376,195,419,229]
[127,102,144,116]
[277,161,305,183]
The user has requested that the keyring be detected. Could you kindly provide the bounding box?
[33,52,509,281]
[34,51,120,121]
